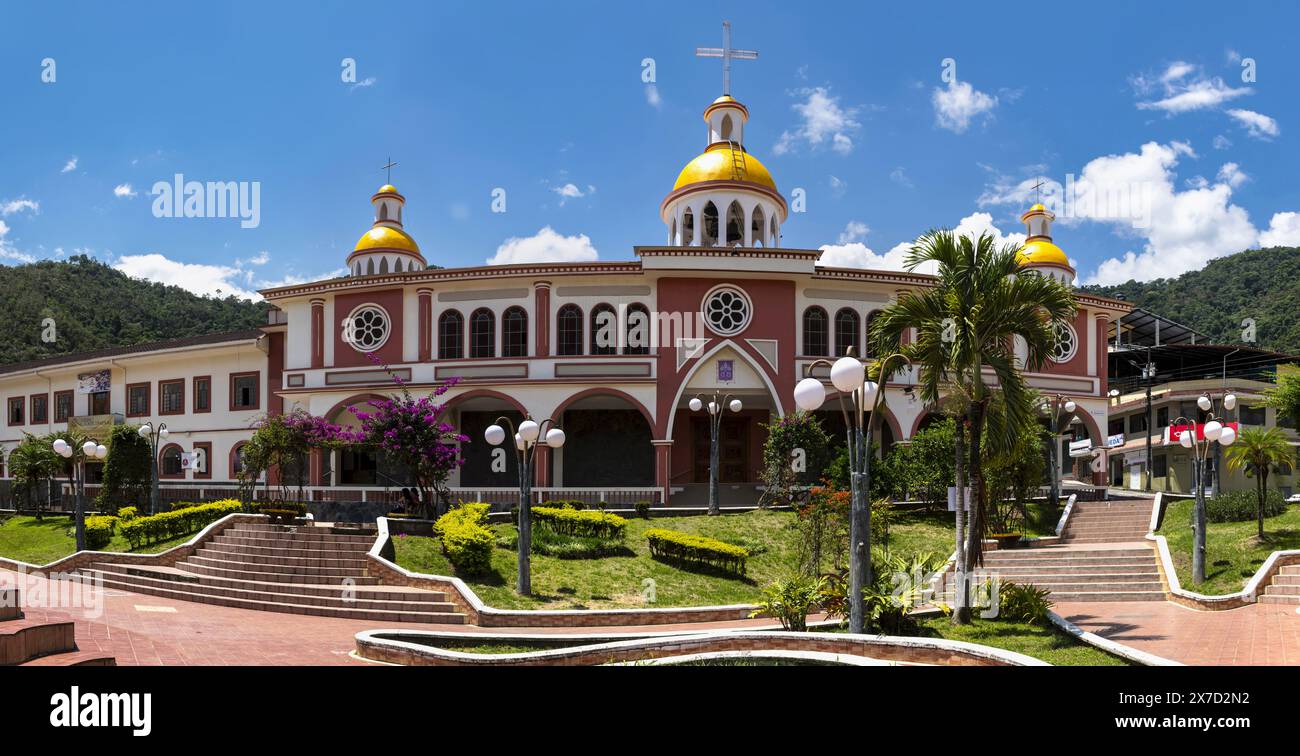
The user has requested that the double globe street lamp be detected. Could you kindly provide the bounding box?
[689,392,742,516]
[484,416,565,596]
[1041,394,1077,508]
[793,349,909,634]
[1175,391,1238,585]
[52,437,107,552]
[137,422,169,515]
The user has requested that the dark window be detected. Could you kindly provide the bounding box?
[7,397,23,426]
[128,384,150,416]
[1129,413,1148,434]
[54,391,73,422]
[502,306,528,357]
[834,308,860,358]
[625,303,650,355]
[1156,406,1169,428]
[231,374,258,410]
[438,310,464,359]
[160,380,184,415]
[590,304,617,355]
[803,307,828,357]
[30,395,48,424]
[161,446,183,477]
[470,308,495,358]
[1239,404,1266,425]
[230,444,247,477]
[1108,418,1125,436]
[193,377,211,412]
[90,391,110,415]
[1152,454,1168,478]
[557,304,583,356]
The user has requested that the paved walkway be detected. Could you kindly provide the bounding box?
[1056,600,1300,665]
[3,568,781,666]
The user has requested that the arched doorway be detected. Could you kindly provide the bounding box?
[555,392,655,487]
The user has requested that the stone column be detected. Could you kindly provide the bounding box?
[652,439,674,507]
[534,281,551,357]
[310,298,325,369]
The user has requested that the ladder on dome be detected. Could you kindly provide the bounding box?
[727,140,747,181]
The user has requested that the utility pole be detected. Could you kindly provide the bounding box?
[1143,348,1154,493]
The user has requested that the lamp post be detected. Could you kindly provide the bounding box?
[137,422,169,515]
[793,348,909,634]
[52,437,108,552]
[1040,395,1076,508]
[484,415,565,596]
[689,392,742,516]
[1175,390,1238,584]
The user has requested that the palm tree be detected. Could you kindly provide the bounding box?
[1224,426,1294,539]
[872,230,1075,623]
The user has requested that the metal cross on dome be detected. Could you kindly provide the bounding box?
[381,157,397,184]
[696,21,758,96]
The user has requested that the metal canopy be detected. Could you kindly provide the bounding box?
[1110,307,1205,349]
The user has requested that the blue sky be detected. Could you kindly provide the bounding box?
[2,0,1299,298]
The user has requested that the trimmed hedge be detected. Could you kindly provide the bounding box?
[532,506,627,540]
[434,503,494,575]
[119,500,244,548]
[84,515,117,550]
[645,528,749,574]
[1205,489,1289,523]
[117,506,139,521]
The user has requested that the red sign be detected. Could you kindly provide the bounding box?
[1165,421,1238,443]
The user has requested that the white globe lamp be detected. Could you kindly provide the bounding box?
[862,381,880,407]
[53,438,68,454]
[1218,426,1237,446]
[830,356,865,394]
[138,424,151,437]
[688,397,703,412]
[729,399,742,413]
[1179,430,1194,449]
[518,419,540,443]
[794,378,825,412]
[82,441,97,457]
[545,428,566,448]
[96,444,108,459]
[1197,395,1212,412]
[1203,420,1223,442]
[1224,394,1237,411]
[1064,400,1077,414]
[484,424,506,446]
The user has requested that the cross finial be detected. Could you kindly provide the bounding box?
[382,157,397,185]
[1030,177,1046,205]
[695,20,758,96]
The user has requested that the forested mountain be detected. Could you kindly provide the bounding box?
[1081,246,1300,355]
[0,256,269,366]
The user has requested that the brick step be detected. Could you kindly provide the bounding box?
[1060,537,1152,544]
[988,570,1160,581]
[0,618,78,665]
[1003,580,1166,592]
[195,546,370,570]
[1258,593,1300,605]
[216,532,375,550]
[980,564,1159,576]
[82,575,465,623]
[88,563,445,602]
[19,650,117,666]
[1263,584,1300,596]
[182,554,369,579]
[985,548,1152,561]
[1066,513,1151,521]
[1279,565,1300,576]
[1062,522,1150,531]
[981,558,1156,569]
[77,569,459,614]
[1037,590,1166,602]
[1270,574,1300,585]
[225,525,375,544]
[205,538,371,559]
[177,559,380,585]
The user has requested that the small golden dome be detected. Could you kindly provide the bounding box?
[673,144,777,192]
[1017,239,1071,268]
[375,184,400,195]
[354,225,421,255]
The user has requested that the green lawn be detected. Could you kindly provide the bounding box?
[0,515,194,565]
[1157,499,1300,595]
[914,616,1132,666]
[394,508,956,610]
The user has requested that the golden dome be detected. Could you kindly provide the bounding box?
[1017,239,1071,268]
[673,144,777,192]
[354,225,421,255]
[375,184,399,195]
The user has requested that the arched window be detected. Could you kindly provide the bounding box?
[470,308,495,358]
[770,217,778,246]
[160,445,184,478]
[438,310,464,359]
[590,304,618,355]
[230,442,248,478]
[721,113,734,140]
[835,308,860,358]
[702,202,719,247]
[682,207,695,246]
[750,206,766,248]
[625,303,650,355]
[366,258,375,275]
[379,204,388,221]
[378,257,389,275]
[556,304,583,356]
[864,310,881,358]
[502,306,528,357]
[725,201,745,246]
[803,307,828,357]
[670,218,677,245]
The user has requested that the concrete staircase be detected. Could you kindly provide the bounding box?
[981,500,1165,602]
[74,522,466,624]
[1,588,116,666]
[1259,563,1300,605]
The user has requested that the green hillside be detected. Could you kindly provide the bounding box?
[0,256,269,366]
[1081,245,1300,355]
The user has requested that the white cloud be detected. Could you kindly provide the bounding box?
[550,183,595,206]
[1226,108,1279,139]
[1260,212,1300,247]
[828,175,848,198]
[238,250,270,266]
[1213,134,1233,150]
[114,253,260,299]
[0,219,36,263]
[644,84,662,108]
[113,183,137,198]
[1216,162,1248,188]
[889,166,914,189]
[816,212,1023,275]
[931,80,998,133]
[487,226,599,265]
[837,221,869,244]
[1135,65,1250,113]
[350,77,377,92]
[1,198,39,216]
[773,87,861,155]
[61,156,78,173]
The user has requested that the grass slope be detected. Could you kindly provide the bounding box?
[1156,499,1300,594]
[914,616,1131,666]
[0,515,193,565]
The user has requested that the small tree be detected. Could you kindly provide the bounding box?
[1224,426,1294,540]
[8,433,64,519]
[888,418,957,508]
[239,409,346,502]
[758,411,831,507]
[97,424,152,513]
[1262,369,1300,430]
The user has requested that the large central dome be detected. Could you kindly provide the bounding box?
[674,143,778,192]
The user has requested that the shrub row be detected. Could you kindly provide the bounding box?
[645,528,749,575]
[435,503,494,575]
[119,500,244,548]
[84,515,117,550]
[1205,489,1289,523]
[532,506,627,540]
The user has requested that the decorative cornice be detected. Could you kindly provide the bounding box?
[260,262,645,300]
